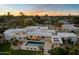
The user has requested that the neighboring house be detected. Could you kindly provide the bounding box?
[57,32,77,42]
[61,20,75,31]
[62,24,75,31]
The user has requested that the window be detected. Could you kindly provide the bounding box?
[26,36,27,39]
[30,36,32,38]
[47,37,50,39]
[30,48,32,49]
[23,32,25,34]
[41,36,45,39]
[53,38,60,42]
[19,37,22,39]
[54,40,60,42]
[34,48,36,50]
[60,44,62,47]
[53,38,58,39]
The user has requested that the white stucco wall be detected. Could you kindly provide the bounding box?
[21,45,40,51]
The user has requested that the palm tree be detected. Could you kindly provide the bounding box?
[7,12,10,16]
[20,12,24,16]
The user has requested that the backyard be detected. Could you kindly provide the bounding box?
[10,49,43,55]
[0,42,11,55]
[0,42,43,55]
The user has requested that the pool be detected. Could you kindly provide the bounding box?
[26,41,44,47]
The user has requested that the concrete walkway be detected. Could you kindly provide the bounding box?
[44,41,52,55]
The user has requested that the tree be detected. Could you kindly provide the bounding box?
[8,19,23,28]
[8,18,36,28]
[50,47,67,55]
[63,43,79,55]
[20,12,24,16]
[64,46,70,54]
[33,15,47,24]
[0,26,9,34]
[7,12,10,16]
[0,34,2,39]
[67,38,72,44]
[0,17,6,23]
[24,19,36,26]
[69,47,79,55]
[62,38,66,43]
[33,17,43,24]
[68,44,79,55]
[70,16,79,27]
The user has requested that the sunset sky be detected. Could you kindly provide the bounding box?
[0,4,79,16]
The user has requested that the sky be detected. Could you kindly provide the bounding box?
[0,4,79,16]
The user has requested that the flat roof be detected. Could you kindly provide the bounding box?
[27,30,52,36]
[57,32,77,38]
[4,26,56,37]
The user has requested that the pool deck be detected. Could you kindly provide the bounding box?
[11,39,52,55]
[43,40,52,55]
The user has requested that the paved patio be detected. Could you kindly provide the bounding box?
[43,40,52,55]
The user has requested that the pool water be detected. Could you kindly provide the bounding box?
[26,41,44,47]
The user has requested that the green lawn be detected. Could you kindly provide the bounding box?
[10,49,44,55]
[0,42,11,52]
[0,42,43,55]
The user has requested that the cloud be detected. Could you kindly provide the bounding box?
[0,4,79,16]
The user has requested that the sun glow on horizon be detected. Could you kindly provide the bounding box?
[0,4,79,16]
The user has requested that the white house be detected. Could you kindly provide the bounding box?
[3,26,58,51]
[4,26,56,41]
[3,28,27,41]
[57,32,77,42]
[62,24,75,31]
[3,26,78,51]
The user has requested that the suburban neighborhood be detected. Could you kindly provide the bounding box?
[0,4,79,55]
